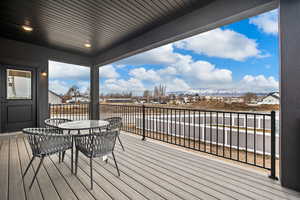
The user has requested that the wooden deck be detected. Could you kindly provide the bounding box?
[0,132,300,200]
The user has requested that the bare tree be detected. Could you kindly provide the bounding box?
[143,90,151,97]
[242,92,257,103]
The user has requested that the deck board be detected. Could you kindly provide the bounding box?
[23,137,61,200]
[120,134,299,198]
[47,155,96,200]
[0,132,299,200]
[17,136,44,200]
[113,145,256,200]
[0,139,9,200]
[9,137,26,200]
[118,135,284,200]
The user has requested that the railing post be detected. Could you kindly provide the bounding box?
[269,110,278,180]
[142,104,146,141]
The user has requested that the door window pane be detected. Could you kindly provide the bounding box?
[7,69,32,99]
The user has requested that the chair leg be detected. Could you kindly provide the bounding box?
[117,135,125,151]
[75,149,79,175]
[62,151,66,162]
[71,139,74,173]
[29,156,44,190]
[90,157,93,190]
[23,156,35,178]
[112,152,120,176]
[58,153,61,163]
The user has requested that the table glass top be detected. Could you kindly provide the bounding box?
[57,120,109,130]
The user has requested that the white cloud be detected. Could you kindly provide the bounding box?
[172,59,232,83]
[129,68,160,82]
[102,78,145,93]
[49,80,90,95]
[49,60,90,79]
[116,44,181,66]
[249,10,278,35]
[175,28,263,61]
[165,78,191,92]
[49,80,70,95]
[99,65,119,78]
[157,66,177,76]
[77,81,90,93]
[240,75,278,92]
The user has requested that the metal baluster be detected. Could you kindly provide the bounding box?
[230,113,232,159]
[179,109,182,146]
[189,109,191,148]
[184,110,186,147]
[263,115,266,168]
[198,111,201,151]
[223,112,225,157]
[210,111,212,153]
[155,107,160,140]
[193,110,196,149]
[166,108,169,143]
[175,109,177,145]
[204,111,206,152]
[163,108,165,142]
[216,112,219,155]
[245,114,248,163]
[254,114,257,165]
[237,113,240,161]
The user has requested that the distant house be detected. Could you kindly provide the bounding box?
[224,97,244,104]
[258,92,280,105]
[66,96,90,103]
[48,90,63,104]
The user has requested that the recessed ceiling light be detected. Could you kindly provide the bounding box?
[22,25,33,32]
[84,43,91,48]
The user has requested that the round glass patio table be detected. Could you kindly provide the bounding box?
[57,120,110,173]
[57,120,109,133]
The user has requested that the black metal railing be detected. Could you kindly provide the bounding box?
[49,103,90,120]
[49,103,277,179]
[100,103,277,179]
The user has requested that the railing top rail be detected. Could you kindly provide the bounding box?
[100,103,273,116]
[49,103,90,106]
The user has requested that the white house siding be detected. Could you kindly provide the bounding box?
[259,96,279,105]
[49,91,62,104]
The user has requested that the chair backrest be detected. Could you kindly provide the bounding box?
[104,117,122,130]
[44,118,72,132]
[75,130,118,157]
[23,128,71,157]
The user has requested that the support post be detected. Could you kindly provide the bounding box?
[280,0,300,191]
[90,66,99,120]
[142,105,146,140]
[269,110,277,180]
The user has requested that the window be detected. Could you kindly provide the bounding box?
[7,69,32,99]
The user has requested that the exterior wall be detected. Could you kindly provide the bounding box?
[0,37,92,129]
[48,91,63,104]
[259,96,279,105]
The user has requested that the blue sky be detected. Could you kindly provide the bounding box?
[49,9,279,95]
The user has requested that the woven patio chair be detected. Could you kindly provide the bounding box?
[44,118,73,162]
[22,128,73,189]
[74,129,120,189]
[104,117,125,151]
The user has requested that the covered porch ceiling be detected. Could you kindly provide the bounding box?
[0,0,213,56]
[0,0,277,66]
